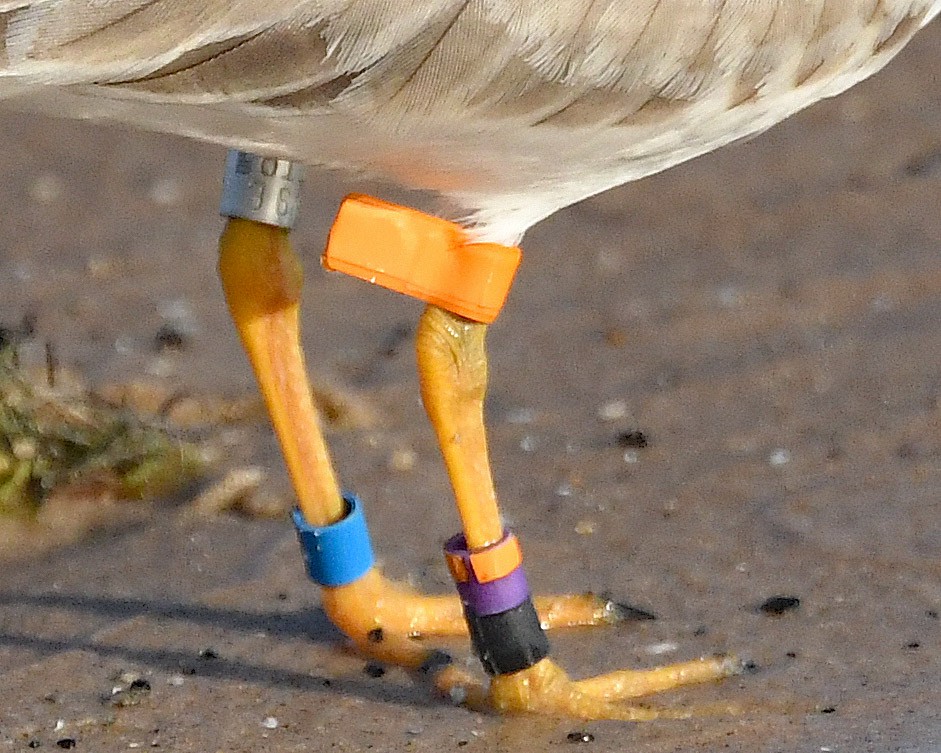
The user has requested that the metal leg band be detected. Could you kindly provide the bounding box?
[292,493,375,587]
[220,150,304,229]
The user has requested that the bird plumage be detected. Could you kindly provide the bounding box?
[0,0,938,241]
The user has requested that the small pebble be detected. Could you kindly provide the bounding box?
[261,717,279,730]
[566,731,595,743]
[27,741,41,749]
[597,399,628,422]
[574,520,595,535]
[11,437,38,461]
[56,740,76,750]
[113,335,136,355]
[388,448,417,473]
[616,430,648,449]
[28,174,64,204]
[111,677,152,707]
[506,407,536,425]
[759,596,801,615]
[716,284,743,308]
[364,663,386,678]
[645,641,678,656]
[154,324,188,352]
[157,298,193,323]
[198,648,219,660]
[148,176,183,206]
[768,448,791,466]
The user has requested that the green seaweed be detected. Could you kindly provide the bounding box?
[0,347,207,518]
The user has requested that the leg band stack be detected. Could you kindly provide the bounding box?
[444,531,550,675]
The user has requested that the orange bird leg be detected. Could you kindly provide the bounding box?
[416,303,743,718]
[218,218,463,667]
[216,219,615,661]
[217,156,737,714]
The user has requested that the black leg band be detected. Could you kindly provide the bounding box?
[464,596,550,676]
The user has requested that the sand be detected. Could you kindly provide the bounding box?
[0,21,939,753]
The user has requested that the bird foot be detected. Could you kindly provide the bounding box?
[320,568,740,719]
[434,655,744,720]
[218,211,743,719]
[318,567,641,665]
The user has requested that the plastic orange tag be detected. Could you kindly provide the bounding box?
[322,194,521,323]
[445,533,523,584]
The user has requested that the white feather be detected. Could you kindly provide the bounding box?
[0,0,937,243]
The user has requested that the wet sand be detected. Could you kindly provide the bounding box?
[0,21,939,753]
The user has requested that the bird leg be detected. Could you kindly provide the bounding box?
[216,218,614,671]
[416,303,742,718]
[218,218,465,667]
[215,149,738,713]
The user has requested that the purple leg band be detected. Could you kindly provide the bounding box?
[455,567,531,616]
[444,533,531,617]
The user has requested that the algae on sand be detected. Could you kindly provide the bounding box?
[0,347,208,519]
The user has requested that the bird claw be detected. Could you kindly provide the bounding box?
[601,598,658,624]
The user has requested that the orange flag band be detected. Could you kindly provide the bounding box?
[323,194,521,323]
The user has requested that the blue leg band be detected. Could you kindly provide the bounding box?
[292,493,375,587]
